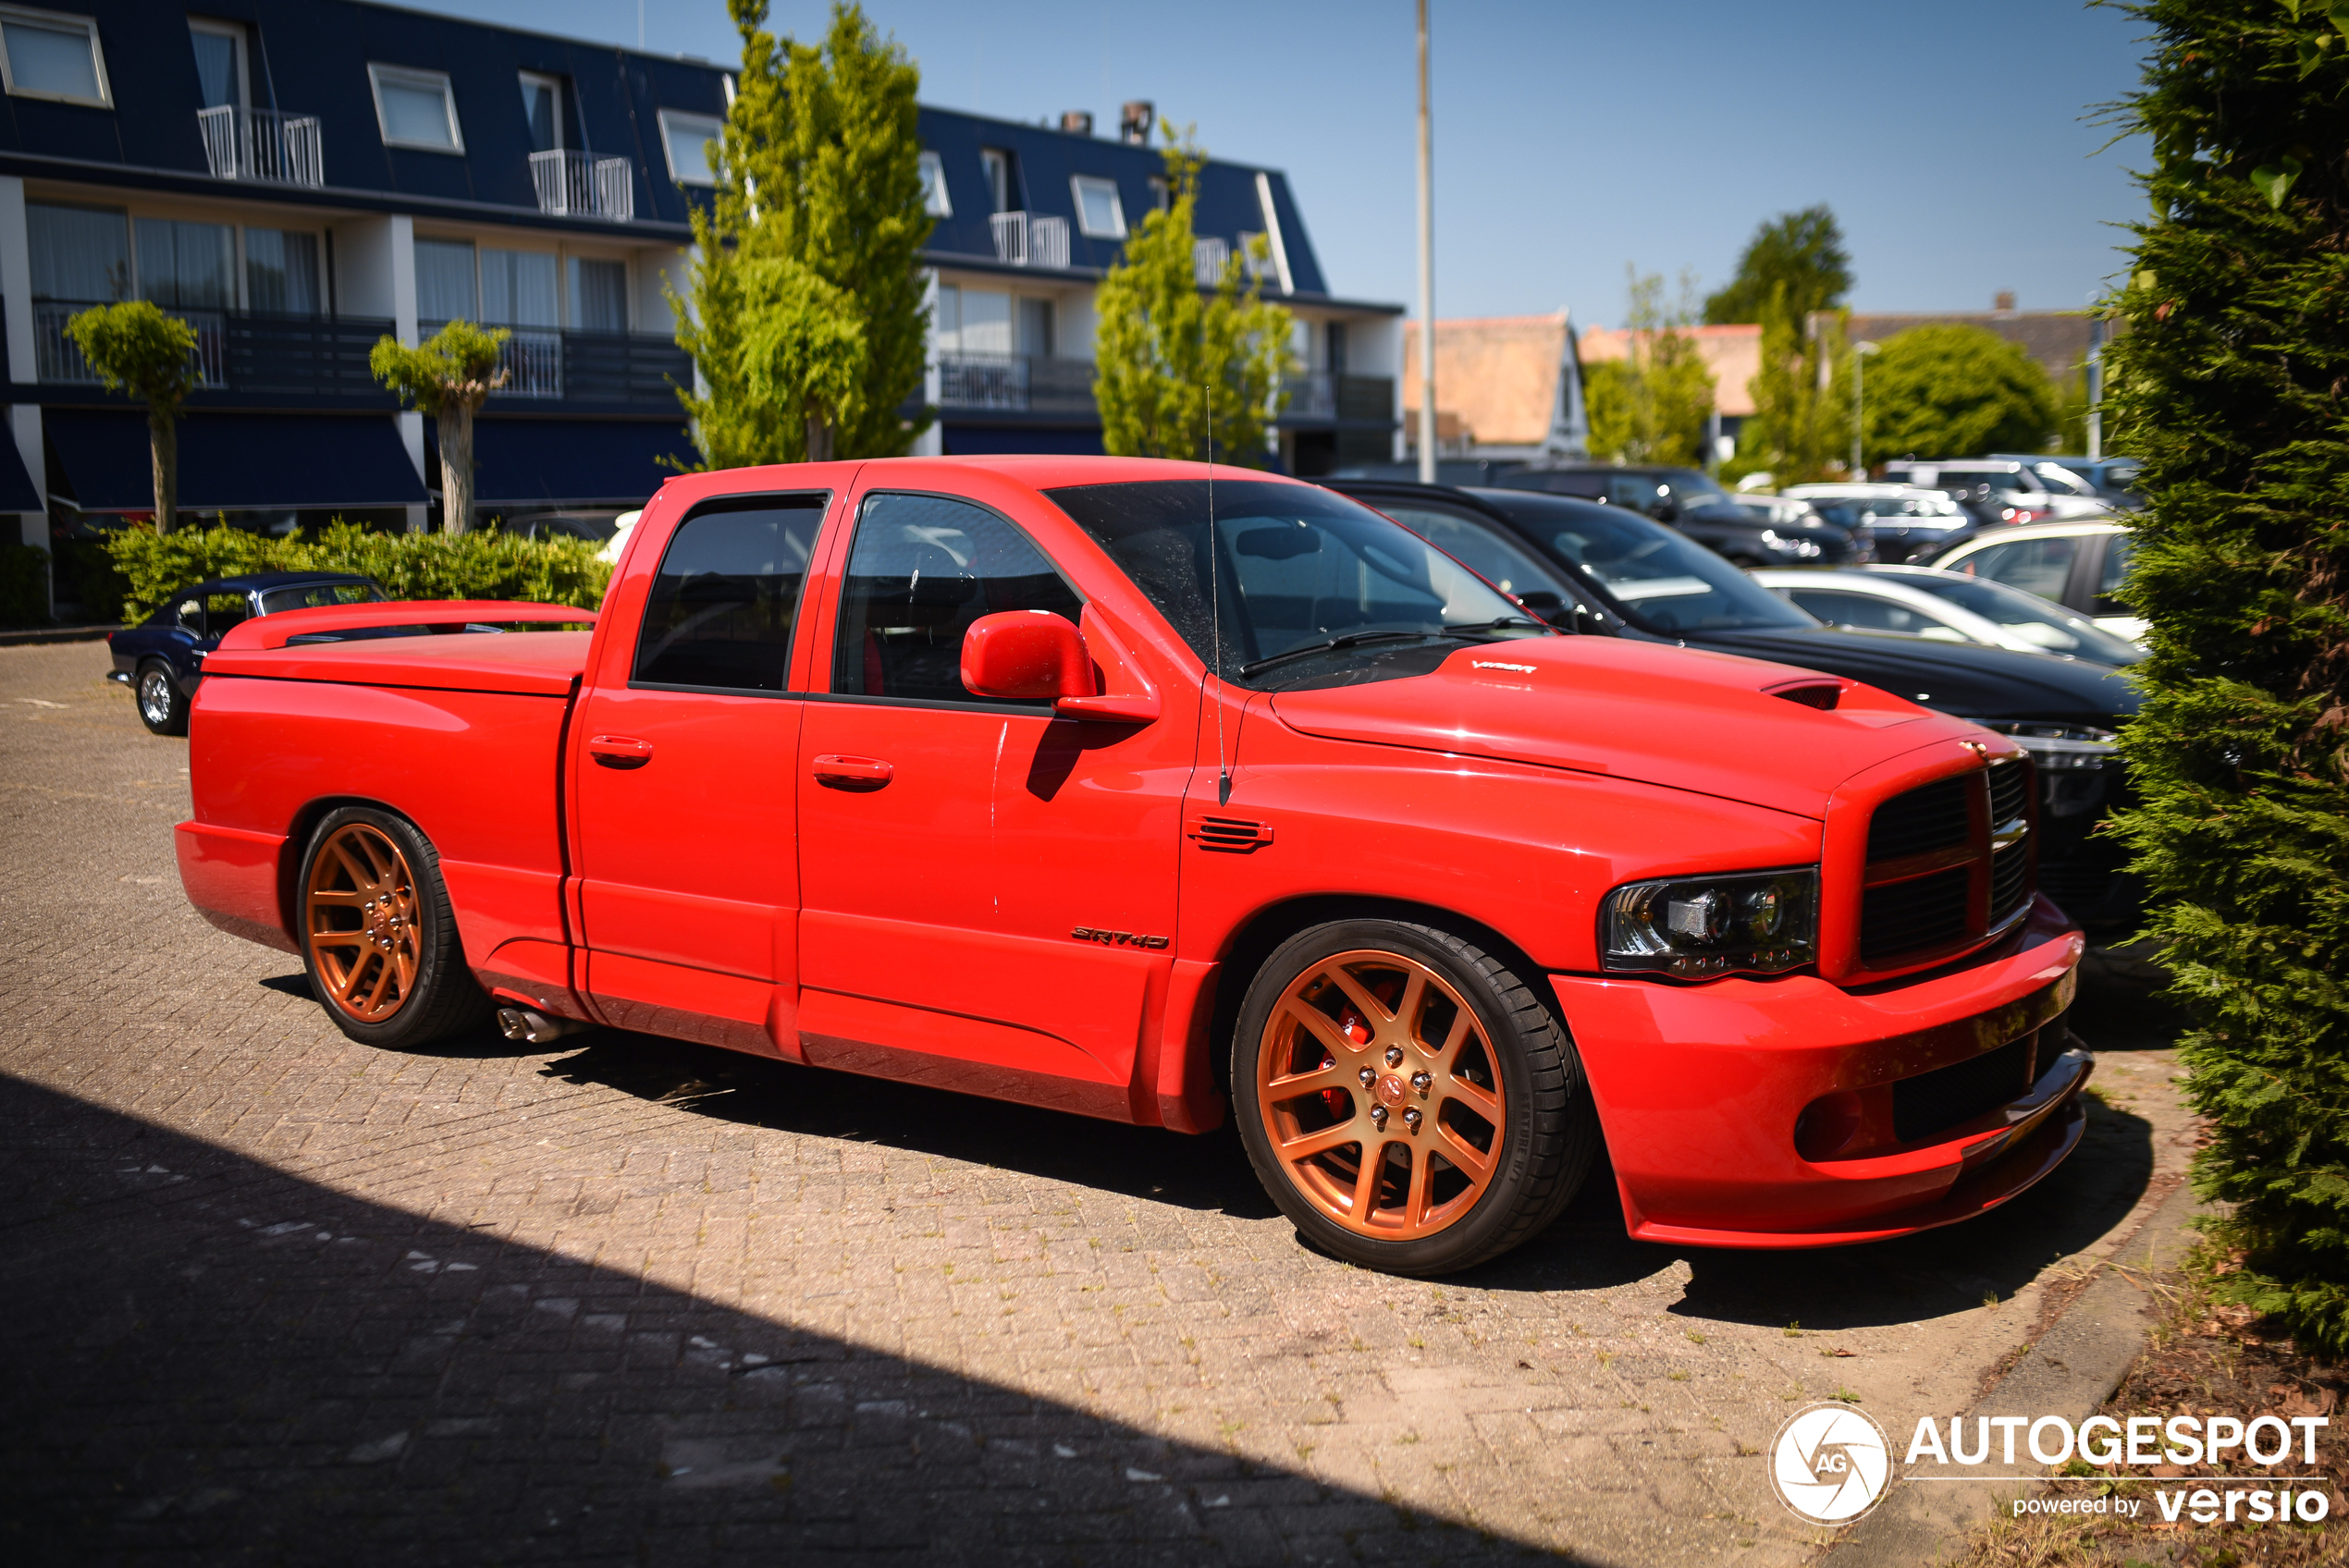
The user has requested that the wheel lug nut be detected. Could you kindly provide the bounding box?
[1411,1072,1433,1094]
[1370,1106,1387,1128]
[1384,1047,1404,1067]
[1358,1067,1377,1087]
[1403,1107,1422,1131]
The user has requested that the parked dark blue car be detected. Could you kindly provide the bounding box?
[108,572,385,735]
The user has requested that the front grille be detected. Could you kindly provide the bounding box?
[1893,1031,2039,1144]
[1866,776,1970,862]
[1861,866,1970,960]
[1989,842,2032,925]
[1986,758,2028,827]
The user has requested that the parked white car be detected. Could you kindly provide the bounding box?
[1750,565,2143,665]
[596,508,644,566]
[1928,520,2145,643]
[1881,459,2114,522]
[1780,483,1979,563]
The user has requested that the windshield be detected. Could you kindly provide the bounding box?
[259,582,385,616]
[1047,479,1549,687]
[1469,490,1816,634]
[1890,572,2143,664]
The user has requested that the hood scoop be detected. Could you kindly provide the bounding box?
[1269,640,1967,820]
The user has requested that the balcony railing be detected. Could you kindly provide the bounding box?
[935,351,1097,415]
[1276,374,1396,425]
[1192,238,1228,286]
[529,150,634,222]
[36,302,688,407]
[989,212,1070,270]
[196,105,324,188]
[36,300,227,386]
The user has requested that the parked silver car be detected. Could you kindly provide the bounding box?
[1780,483,1979,563]
[1881,459,2113,523]
[1749,564,2144,665]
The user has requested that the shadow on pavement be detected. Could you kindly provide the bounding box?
[0,1072,1573,1567]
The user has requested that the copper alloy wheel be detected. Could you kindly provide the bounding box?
[304,822,421,1023]
[1255,949,1509,1240]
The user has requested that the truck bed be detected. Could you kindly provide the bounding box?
[178,629,592,1015]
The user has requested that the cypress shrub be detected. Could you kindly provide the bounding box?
[104,523,610,624]
[0,542,49,628]
[2104,0,2349,1354]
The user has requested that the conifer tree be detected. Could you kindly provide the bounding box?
[1094,134,1292,464]
[2102,0,2349,1354]
[674,0,929,467]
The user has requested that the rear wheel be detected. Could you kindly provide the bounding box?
[298,807,491,1049]
[135,662,188,736]
[1232,919,1600,1276]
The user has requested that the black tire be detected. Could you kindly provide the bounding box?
[297,806,492,1050]
[135,661,188,736]
[1230,918,1601,1276]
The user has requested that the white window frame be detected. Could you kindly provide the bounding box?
[367,63,464,155]
[0,5,110,108]
[916,150,951,218]
[518,69,564,152]
[658,108,722,187]
[1070,175,1125,240]
[187,17,246,110]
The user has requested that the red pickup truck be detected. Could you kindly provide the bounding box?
[178,456,2088,1276]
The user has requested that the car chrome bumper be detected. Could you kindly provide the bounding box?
[1556,892,2088,1248]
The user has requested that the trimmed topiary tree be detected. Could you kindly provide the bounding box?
[2101,0,2349,1355]
[371,321,509,534]
[65,300,201,534]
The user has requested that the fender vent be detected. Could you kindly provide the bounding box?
[1188,815,1273,853]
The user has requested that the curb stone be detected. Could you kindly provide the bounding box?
[1816,1173,2213,1567]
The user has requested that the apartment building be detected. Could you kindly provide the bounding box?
[912,100,1402,476]
[0,1,1396,612]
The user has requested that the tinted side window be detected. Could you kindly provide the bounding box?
[1789,590,1943,638]
[831,493,1081,704]
[633,500,824,692]
[204,592,252,635]
[1378,504,1573,606]
[1955,536,2076,602]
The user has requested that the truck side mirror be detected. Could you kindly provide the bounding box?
[961,611,1091,703]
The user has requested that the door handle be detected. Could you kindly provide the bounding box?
[588,734,654,768]
[811,753,892,788]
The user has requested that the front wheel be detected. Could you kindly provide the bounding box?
[297,807,491,1049]
[1231,919,1600,1276]
[135,662,188,736]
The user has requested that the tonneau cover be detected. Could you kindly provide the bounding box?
[203,631,593,697]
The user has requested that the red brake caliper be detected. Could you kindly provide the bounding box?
[1325,974,1403,1120]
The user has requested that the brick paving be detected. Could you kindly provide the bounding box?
[0,642,2199,1566]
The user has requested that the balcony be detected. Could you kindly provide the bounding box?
[989,212,1070,270]
[529,150,634,223]
[1278,374,1396,424]
[196,105,324,188]
[1192,238,1228,286]
[935,351,1096,415]
[35,301,689,408]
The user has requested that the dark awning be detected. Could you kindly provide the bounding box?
[0,426,39,511]
[466,418,695,508]
[44,410,425,513]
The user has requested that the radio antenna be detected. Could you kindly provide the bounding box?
[1207,372,1230,806]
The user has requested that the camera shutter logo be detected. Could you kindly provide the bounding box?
[1770,1403,1893,1525]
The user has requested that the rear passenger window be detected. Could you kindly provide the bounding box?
[2095,533,2134,615]
[204,593,251,634]
[633,497,825,692]
[1953,536,2076,603]
[831,492,1082,705]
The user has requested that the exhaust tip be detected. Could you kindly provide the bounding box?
[497,1006,584,1046]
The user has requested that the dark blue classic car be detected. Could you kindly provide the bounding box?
[108,571,385,735]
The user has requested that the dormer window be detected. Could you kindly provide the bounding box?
[369,63,462,153]
[917,150,951,217]
[0,5,109,108]
[658,109,721,187]
[1071,175,1125,239]
[187,18,244,110]
[519,70,562,153]
[979,148,1012,214]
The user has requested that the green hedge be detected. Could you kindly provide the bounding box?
[104,523,611,625]
[0,543,48,629]
[2103,0,2349,1356]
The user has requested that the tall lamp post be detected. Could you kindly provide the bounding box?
[1415,0,1436,484]
[1851,339,1878,478]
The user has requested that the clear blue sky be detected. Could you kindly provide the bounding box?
[412,0,2152,327]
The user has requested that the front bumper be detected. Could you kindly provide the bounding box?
[1557,892,2088,1247]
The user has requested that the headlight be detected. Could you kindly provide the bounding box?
[1760,529,1825,559]
[1980,722,2119,772]
[1601,867,1819,979]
